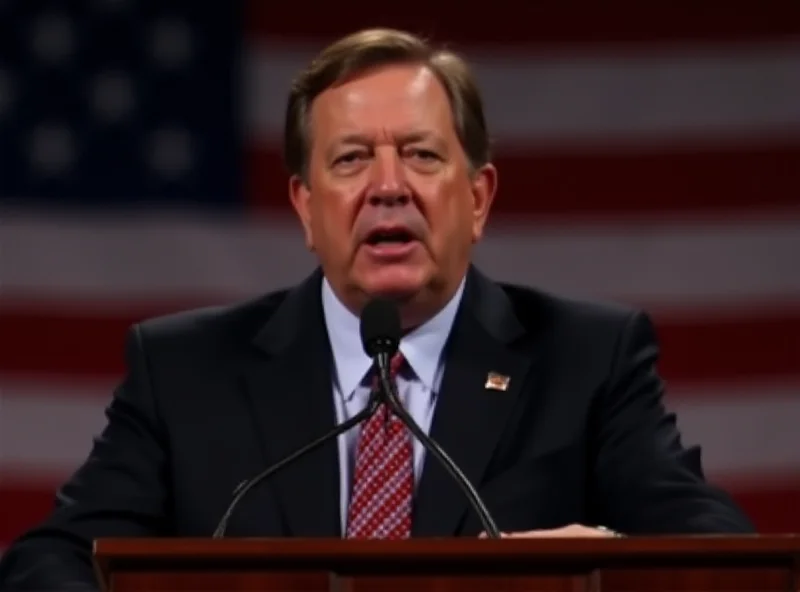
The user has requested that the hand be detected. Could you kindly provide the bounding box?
[479,523,623,538]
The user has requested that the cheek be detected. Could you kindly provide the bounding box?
[418,198,471,265]
[310,191,358,248]
[422,179,474,232]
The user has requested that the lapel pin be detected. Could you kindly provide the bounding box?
[484,372,510,392]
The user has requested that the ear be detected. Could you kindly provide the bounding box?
[289,175,315,251]
[469,163,498,243]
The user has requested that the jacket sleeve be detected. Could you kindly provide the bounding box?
[0,325,171,590]
[590,311,756,534]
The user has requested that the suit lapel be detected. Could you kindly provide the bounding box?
[241,269,342,537]
[412,267,538,537]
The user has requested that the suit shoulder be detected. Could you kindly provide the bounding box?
[134,287,291,345]
[495,281,659,377]
[498,281,647,336]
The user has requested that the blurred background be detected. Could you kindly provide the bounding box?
[1,0,799,548]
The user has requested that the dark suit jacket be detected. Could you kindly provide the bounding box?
[0,266,753,589]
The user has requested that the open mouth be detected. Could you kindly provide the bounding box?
[365,228,415,246]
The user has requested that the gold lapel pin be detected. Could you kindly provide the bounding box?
[484,372,510,392]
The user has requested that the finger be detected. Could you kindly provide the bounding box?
[502,526,613,538]
[594,525,624,537]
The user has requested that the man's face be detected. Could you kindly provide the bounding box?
[290,63,496,316]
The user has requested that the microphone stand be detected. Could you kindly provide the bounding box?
[374,352,502,539]
[213,350,501,539]
[212,391,382,538]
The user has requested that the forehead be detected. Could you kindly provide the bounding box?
[308,64,455,141]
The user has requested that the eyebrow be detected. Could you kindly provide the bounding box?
[334,133,373,146]
[395,131,441,144]
[330,131,444,150]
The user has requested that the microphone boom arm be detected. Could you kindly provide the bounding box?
[212,391,382,538]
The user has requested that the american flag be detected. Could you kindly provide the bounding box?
[1,1,799,549]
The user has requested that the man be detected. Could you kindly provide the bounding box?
[0,28,753,590]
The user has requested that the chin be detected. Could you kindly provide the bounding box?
[364,282,421,302]
[359,269,428,302]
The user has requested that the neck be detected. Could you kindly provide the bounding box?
[357,279,465,332]
[323,282,464,333]
[396,299,449,331]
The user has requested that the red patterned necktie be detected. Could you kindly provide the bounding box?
[345,353,413,539]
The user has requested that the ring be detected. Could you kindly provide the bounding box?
[596,525,625,537]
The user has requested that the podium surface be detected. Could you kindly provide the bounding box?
[94,535,800,592]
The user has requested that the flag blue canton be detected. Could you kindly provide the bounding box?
[0,0,243,208]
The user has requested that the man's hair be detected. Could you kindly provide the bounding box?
[284,28,491,182]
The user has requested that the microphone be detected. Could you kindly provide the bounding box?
[359,297,501,539]
[359,295,403,381]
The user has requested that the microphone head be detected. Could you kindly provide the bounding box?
[359,297,402,358]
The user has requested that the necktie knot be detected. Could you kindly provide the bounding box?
[369,351,405,391]
[388,351,405,379]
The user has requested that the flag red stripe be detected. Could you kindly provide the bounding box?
[1,479,796,544]
[649,306,800,386]
[1,302,798,385]
[245,2,800,47]
[246,143,800,219]
[732,487,800,534]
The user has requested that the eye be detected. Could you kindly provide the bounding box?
[333,150,368,165]
[406,149,439,161]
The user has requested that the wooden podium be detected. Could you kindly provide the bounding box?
[93,535,800,592]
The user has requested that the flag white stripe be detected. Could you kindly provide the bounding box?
[246,41,800,144]
[1,386,107,476]
[665,383,800,476]
[1,381,798,482]
[3,211,799,307]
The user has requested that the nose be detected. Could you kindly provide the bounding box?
[367,147,410,207]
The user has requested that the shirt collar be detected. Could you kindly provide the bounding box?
[322,277,465,400]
